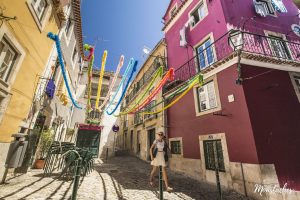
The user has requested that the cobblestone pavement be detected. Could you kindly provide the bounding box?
[0,156,250,200]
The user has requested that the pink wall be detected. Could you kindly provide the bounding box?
[167,65,259,163]
[242,65,300,190]
[165,0,228,72]
[221,0,300,36]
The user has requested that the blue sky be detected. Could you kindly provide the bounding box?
[81,0,170,73]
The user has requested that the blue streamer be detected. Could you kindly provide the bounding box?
[47,32,82,109]
[106,60,138,115]
[105,58,134,112]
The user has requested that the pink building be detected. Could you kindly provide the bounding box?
[163,0,300,199]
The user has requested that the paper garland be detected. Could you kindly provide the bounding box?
[129,68,174,114]
[83,44,95,61]
[140,74,203,115]
[116,66,163,116]
[105,58,135,112]
[98,55,124,111]
[106,60,138,115]
[135,73,201,114]
[95,50,108,110]
[86,50,95,113]
[47,32,82,109]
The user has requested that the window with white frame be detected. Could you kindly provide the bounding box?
[31,0,48,21]
[190,1,207,27]
[197,81,217,112]
[268,34,291,60]
[196,38,214,70]
[0,37,18,82]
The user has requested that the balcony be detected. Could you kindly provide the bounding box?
[164,30,300,93]
[125,57,167,106]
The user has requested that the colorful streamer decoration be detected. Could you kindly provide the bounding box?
[47,32,82,109]
[95,50,108,110]
[129,68,174,114]
[105,58,135,112]
[86,47,95,113]
[139,74,204,115]
[83,44,94,61]
[98,55,124,111]
[137,74,201,113]
[106,60,138,115]
[117,66,164,116]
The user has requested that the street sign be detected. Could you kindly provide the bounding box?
[112,125,119,132]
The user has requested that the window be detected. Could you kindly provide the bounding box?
[170,141,181,154]
[72,46,77,63]
[130,130,133,150]
[65,18,73,36]
[31,0,48,21]
[197,81,217,112]
[144,100,156,120]
[268,35,291,60]
[170,6,177,18]
[190,2,207,27]
[0,37,18,82]
[52,58,60,81]
[134,112,143,125]
[203,140,225,172]
[196,38,214,70]
[88,100,103,119]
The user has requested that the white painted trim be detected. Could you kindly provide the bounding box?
[240,58,300,72]
[26,0,52,32]
[0,24,26,86]
[164,0,193,33]
[199,133,232,187]
[193,75,222,117]
[188,0,209,31]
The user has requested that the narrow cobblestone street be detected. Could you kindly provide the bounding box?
[0,156,249,200]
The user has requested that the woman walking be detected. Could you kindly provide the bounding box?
[149,132,173,192]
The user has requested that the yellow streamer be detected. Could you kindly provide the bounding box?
[140,74,204,115]
[95,50,108,110]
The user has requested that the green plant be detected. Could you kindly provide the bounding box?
[66,128,75,135]
[39,129,54,159]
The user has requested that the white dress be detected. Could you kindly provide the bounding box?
[151,139,166,167]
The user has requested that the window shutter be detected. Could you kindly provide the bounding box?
[207,82,217,109]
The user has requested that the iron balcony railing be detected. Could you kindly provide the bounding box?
[164,30,300,92]
[125,57,167,105]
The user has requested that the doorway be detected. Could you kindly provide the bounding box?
[147,128,156,161]
[137,130,141,156]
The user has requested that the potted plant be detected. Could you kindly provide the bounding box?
[34,129,54,169]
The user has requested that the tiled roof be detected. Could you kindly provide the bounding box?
[71,0,84,58]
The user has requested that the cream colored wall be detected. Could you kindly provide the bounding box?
[116,40,166,160]
[0,0,59,142]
